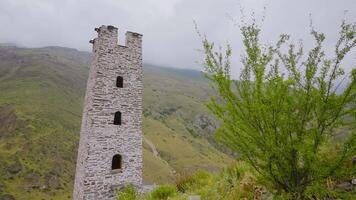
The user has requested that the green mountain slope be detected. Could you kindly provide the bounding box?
[0,46,233,200]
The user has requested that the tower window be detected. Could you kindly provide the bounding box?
[112,154,122,170]
[114,111,121,125]
[116,76,123,88]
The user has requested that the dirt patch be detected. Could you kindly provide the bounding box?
[0,105,26,138]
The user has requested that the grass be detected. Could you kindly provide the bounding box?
[143,117,233,177]
[142,148,176,184]
[116,162,268,200]
[0,46,233,199]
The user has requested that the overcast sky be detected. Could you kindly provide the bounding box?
[0,0,355,72]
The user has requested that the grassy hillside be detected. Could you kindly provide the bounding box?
[0,46,233,200]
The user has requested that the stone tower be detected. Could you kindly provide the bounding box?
[73,25,143,200]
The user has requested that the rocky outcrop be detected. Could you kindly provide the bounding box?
[193,114,236,156]
[0,105,25,138]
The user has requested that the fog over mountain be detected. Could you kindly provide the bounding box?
[0,0,355,73]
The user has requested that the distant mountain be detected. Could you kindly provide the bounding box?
[144,64,206,81]
[0,46,233,200]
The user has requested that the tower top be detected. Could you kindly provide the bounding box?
[89,25,142,47]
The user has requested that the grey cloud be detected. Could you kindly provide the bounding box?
[0,0,355,71]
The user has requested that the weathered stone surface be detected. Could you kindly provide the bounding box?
[352,178,356,185]
[73,25,143,200]
[24,172,40,190]
[336,181,353,191]
[139,184,157,194]
[188,195,201,200]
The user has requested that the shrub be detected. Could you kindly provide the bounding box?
[149,185,177,200]
[116,184,139,200]
[175,171,211,193]
[200,18,356,199]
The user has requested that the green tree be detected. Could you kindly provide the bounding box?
[201,20,356,198]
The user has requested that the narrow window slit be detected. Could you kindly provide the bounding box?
[114,111,121,125]
[116,76,123,88]
[112,154,122,170]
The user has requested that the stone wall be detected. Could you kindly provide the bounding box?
[73,25,143,200]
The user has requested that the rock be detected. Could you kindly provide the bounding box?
[45,174,61,190]
[24,172,40,190]
[6,161,22,174]
[253,185,273,200]
[193,114,237,156]
[139,184,157,194]
[0,194,15,200]
[0,183,4,193]
[194,114,218,136]
[336,181,352,191]
[188,195,201,200]
[0,105,25,138]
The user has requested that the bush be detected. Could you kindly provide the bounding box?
[216,164,260,200]
[175,171,211,193]
[200,18,356,198]
[116,184,139,200]
[149,185,177,200]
